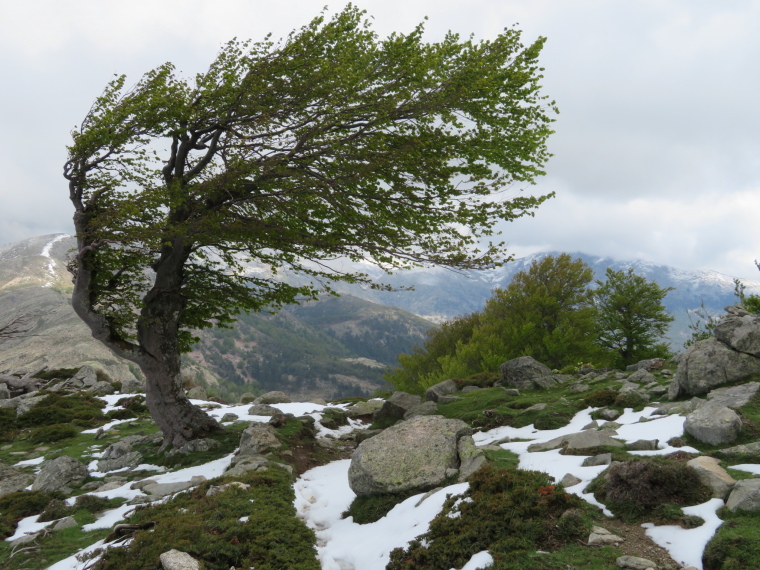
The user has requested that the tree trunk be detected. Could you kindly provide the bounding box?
[136,239,220,450]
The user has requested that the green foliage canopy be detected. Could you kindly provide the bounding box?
[65,5,557,354]
[593,267,673,366]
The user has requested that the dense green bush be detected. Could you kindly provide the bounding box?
[16,393,106,428]
[387,465,590,570]
[0,491,63,539]
[29,423,80,443]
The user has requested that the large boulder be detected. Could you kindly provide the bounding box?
[32,456,88,493]
[669,338,760,399]
[238,423,281,456]
[97,441,143,473]
[686,456,736,499]
[253,391,291,405]
[498,356,557,390]
[714,314,760,357]
[425,379,459,403]
[120,375,145,394]
[348,415,473,496]
[684,402,742,446]
[726,478,760,512]
[527,430,624,453]
[707,382,760,409]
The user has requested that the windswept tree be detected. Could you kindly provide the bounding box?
[64,6,557,449]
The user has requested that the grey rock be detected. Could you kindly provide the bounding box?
[717,441,760,456]
[0,463,35,498]
[714,314,760,356]
[403,401,438,420]
[687,456,736,499]
[346,399,384,418]
[525,403,548,412]
[588,526,624,546]
[87,380,116,395]
[560,473,582,487]
[684,401,742,445]
[159,549,202,570]
[253,390,291,405]
[652,397,705,416]
[528,431,623,453]
[15,394,46,416]
[647,385,668,397]
[33,456,88,493]
[457,435,486,481]
[185,386,208,400]
[581,420,599,430]
[568,383,590,393]
[71,365,99,387]
[10,531,41,547]
[51,516,78,531]
[669,338,760,399]
[373,391,422,422]
[247,403,279,416]
[143,477,205,498]
[726,478,760,512]
[627,369,657,385]
[0,383,10,399]
[582,453,612,467]
[220,413,238,422]
[498,356,557,390]
[120,375,145,394]
[460,386,482,393]
[224,455,271,477]
[173,438,220,455]
[707,382,760,409]
[238,424,281,456]
[206,481,250,497]
[625,358,665,372]
[616,555,658,569]
[627,439,659,451]
[435,394,460,404]
[618,381,640,394]
[94,481,126,493]
[239,392,257,404]
[97,440,142,472]
[597,408,622,421]
[502,388,520,397]
[425,379,459,402]
[348,415,472,496]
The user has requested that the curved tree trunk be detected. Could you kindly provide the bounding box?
[137,239,220,450]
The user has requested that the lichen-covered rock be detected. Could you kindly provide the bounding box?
[97,440,142,472]
[527,431,623,453]
[120,375,145,394]
[247,404,280,416]
[714,314,760,357]
[707,382,760,409]
[403,401,438,420]
[345,399,384,418]
[498,356,557,390]
[238,423,281,456]
[0,464,35,498]
[32,456,88,493]
[669,338,760,399]
[626,368,657,385]
[684,402,742,446]
[348,415,472,496]
[185,386,208,400]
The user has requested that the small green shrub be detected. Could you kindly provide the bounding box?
[703,510,760,570]
[29,423,80,443]
[0,408,18,442]
[17,392,106,428]
[119,395,149,415]
[614,391,649,409]
[583,390,618,408]
[0,490,63,538]
[107,409,137,420]
[344,489,422,524]
[588,459,712,522]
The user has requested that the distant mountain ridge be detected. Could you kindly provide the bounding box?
[0,234,757,399]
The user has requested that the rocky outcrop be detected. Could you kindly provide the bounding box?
[348,415,477,496]
[714,313,760,357]
[684,402,742,445]
[345,399,384,418]
[669,337,760,399]
[32,456,88,493]
[497,356,558,390]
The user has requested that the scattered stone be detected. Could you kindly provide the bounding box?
[185,386,208,400]
[120,375,145,394]
[345,399,384,418]
[568,383,590,393]
[97,441,142,472]
[457,435,486,481]
[687,456,736,499]
[220,413,238,422]
[524,403,548,412]
[206,482,250,497]
[652,398,705,416]
[247,404,279,416]
[498,356,558,390]
[372,391,422,423]
[588,526,624,546]
[159,549,202,570]
[143,477,205,498]
[669,338,760,399]
[616,554,658,569]
[0,463,35,498]
[224,455,272,477]
[32,456,88,493]
[527,431,623,453]
[684,401,742,446]
[15,394,46,416]
[597,408,622,421]
[502,388,520,397]
[239,392,257,404]
[94,481,126,493]
[716,441,760,456]
[253,391,291,405]
[403,401,438,420]
[582,420,599,430]
[87,380,116,395]
[71,365,99,387]
[647,385,668,397]
[460,386,482,393]
[627,369,657,384]
[348,415,472,496]
[173,438,220,455]
[0,383,10,399]
[582,453,612,467]
[626,358,665,372]
[51,516,78,531]
[425,379,459,402]
[707,382,760,409]
[627,439,659,451]
[238,424,281,456]
[726,478,760,512]
[560,473,582,487]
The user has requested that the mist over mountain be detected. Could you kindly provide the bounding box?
[0,234,757,400]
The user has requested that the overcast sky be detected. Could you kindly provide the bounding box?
[1,0,758,279]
